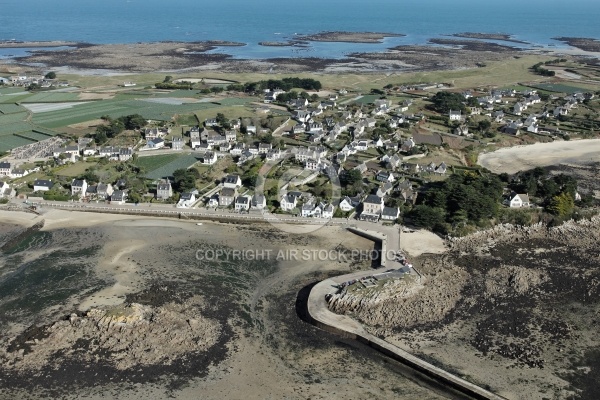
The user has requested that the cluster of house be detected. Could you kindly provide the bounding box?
[205,175,266,211]
[0,181,16,198]
[287,98,418,145]
[142,127,185,151]
[188,123,282,165]
[278,191,335,219]
[49,138,134,163]
[459,88,595,137]
[29,178,129,204]
[0,75,68,87]
[0,161,33,179]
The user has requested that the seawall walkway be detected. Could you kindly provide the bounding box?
[306,227,507,400]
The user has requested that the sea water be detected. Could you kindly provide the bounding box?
[0,0,598,59]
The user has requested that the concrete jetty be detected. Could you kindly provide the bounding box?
[306,226,507,400]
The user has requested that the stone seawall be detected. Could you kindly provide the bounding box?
[305,227,507,400]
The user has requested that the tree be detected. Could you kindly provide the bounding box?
[430,92,466,114]
[341,169,362,187]
[172,169,197,192]
[215,113,228,126]
[478,120,491,132]
[546,191,574,217]
[407,205,445,230]
[163,76,173,83]
[118,114,147,130]
[44,71,56,79]
[95,130,108,145]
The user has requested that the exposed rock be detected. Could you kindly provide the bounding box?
[0,296,221,371]
[328,261,469,332]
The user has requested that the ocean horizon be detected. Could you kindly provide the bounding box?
[1,0,599,59]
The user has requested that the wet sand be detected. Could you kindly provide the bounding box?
[0,210,448,399]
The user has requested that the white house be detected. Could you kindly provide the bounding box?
[177,192,196,208]
[449,110,462,121]
[339,196,359,212]
[33,179,54,192]
[0,162,12,176]
[147,138,165,149]
[301,201,315,217]
[0,181,15,198]
[200,151,217,165]
[507,192,530,208]
[381,206,400,221]
[235,196,251,211]
[223,175,242,189]
[252,194,267,209]
[71,179,88,198]
[318,203,334,219]
[111,190,127,205]
[280,193,298,211]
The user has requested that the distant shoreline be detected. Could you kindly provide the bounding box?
[1,34,599,75]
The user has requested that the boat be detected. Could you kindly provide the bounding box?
[196,222,203,226]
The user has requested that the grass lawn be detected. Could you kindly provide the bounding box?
[528,83,595,94]
[55,161,98,177]
[138,153,199,180]
[194,105,257,123]
[134,153,180,170]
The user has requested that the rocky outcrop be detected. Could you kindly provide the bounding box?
[0,296,221,371]
[485,266,549,297]
[327,263,469,332]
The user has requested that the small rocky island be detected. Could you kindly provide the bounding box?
[295,31,405,43]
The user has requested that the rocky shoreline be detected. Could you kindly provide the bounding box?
[0,283,233,395]
[553,37,600,52]
[428,38,521,52]
[294,31,405,43]
[0,40,81,48]
[2,34,598,74]
[450,32,530,44]
[327,217,600,398]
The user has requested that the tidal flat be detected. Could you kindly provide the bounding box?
[0,210,448,400]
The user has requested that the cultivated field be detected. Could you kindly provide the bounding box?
[529,82,595,94]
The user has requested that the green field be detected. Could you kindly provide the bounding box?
[16,131,55,141]
[0,87,26,95]
[352,94,381,105]
[0,135,36,152]
[135,153,199,180]
[0,107,59,151]
[29,98,232,128]
[529,83,590,94]
[19,92,80,103]
[0,104,28,114]
[56,161,98,178]
[0,93,33,103]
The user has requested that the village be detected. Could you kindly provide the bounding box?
[1,67,598,228]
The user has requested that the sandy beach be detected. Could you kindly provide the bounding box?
[478,138,600,174]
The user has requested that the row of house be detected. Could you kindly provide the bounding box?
[0,162,31,179]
